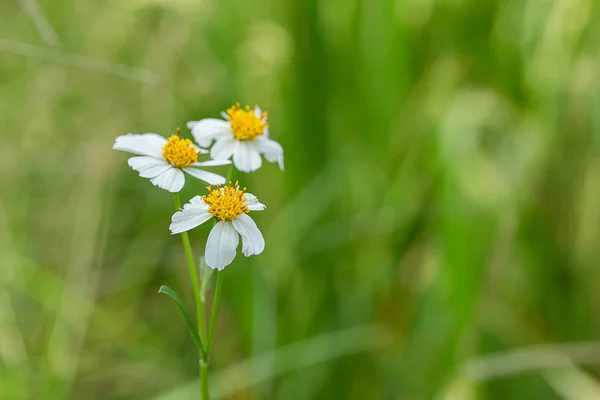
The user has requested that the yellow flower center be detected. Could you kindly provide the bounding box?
[162,131,198,168]
[226,103,268,141]
[202,181,249,221]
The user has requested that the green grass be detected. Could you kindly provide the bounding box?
[2,0,600,398]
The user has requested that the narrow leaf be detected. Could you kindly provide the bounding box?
[158,285,206,356]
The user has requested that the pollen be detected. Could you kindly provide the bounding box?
[226,103,268,141]
[203,181,249,221]
[162,129,198,168]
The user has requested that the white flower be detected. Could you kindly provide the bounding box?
[113,129,231,193]
[187,103,284,173]
[169,182,266,270]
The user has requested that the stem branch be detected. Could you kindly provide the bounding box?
[207,271,224,354]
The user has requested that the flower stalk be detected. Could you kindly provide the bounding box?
[206,271,224,354]
[200,360,210,399]
[198,164,233,398]
[173,192,206,342]
[173,192,208,397]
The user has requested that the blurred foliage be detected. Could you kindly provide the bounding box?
[2,0,600,399]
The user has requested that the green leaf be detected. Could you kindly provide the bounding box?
[158,285,206,356]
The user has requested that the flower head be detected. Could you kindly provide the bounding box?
[227,103,269,141]
[187,103,284,173]
[169,182,266,270]
[203,184,249,221]
[113,128,231,193]
[162,135,198,168]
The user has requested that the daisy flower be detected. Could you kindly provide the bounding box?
[113,129,231,193]
[187,103,284,173]
[169,182,266,270]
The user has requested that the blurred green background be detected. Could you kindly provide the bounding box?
[2,0,600,398]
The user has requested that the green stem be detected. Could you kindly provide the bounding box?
[173,192,207,398]
[197,164,232,400]
[173,193,206,343]
[225,164,234,184]
[200,359,210,400]
[206,271,224,354]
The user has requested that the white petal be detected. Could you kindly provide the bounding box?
[193,144,209,154]
[247,203,265,211]
[173,195,210,216]
[244,192,266,211]
[253,137,284,171]
[233,141,262,173]
[183,167,226,185]
[113,133,167,158]
[193,159,232,167]
[170,198,212,234]
[189,195,208,206]
[232,214,265,257]
[170,214,212,234]
[246,202,266,211]
[187,121,198,129]
[150,167,185,192]
[210,137,237,160]
[254,107,262,117]
[205,221,239,270]
[220,111,229,120]
[190,119,232,147]
[127,156,171,178]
